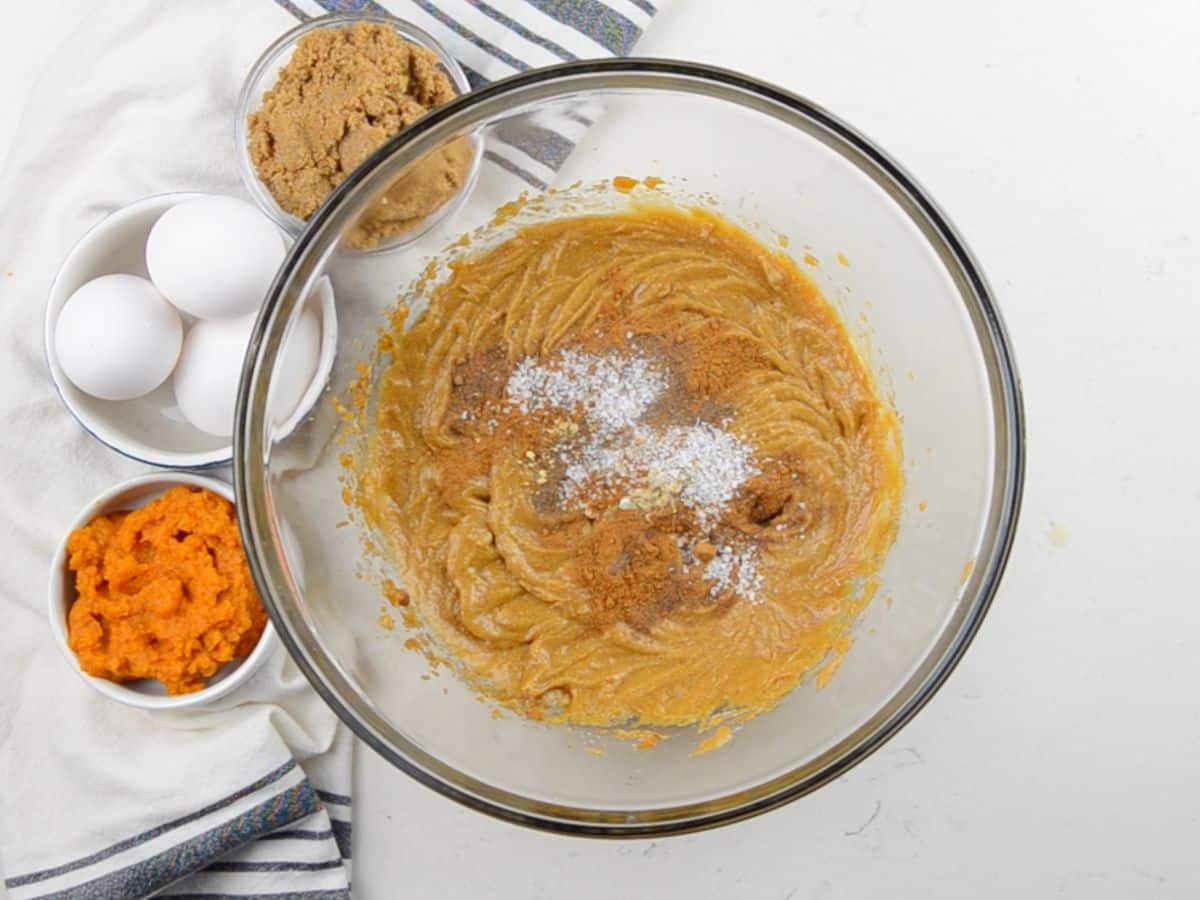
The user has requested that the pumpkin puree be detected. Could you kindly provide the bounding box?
[66,486,266,695]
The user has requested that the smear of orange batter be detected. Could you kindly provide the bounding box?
[691,726,733,757]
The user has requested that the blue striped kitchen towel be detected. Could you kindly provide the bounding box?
[0,1,658,899]
[273,0,663,190]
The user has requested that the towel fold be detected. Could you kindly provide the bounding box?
[3,651,355,900]
[0,0,657,897]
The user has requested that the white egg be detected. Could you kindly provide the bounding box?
[173,316,253,437]
[54,274,182,401]
[146,196,286,320]
[173,309,322,438]
[270,308,321,426]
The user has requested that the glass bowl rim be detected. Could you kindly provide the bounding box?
[234,58,1026,837]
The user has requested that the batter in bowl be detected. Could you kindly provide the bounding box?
[358,205,901,728]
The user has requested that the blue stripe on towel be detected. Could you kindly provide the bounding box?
[482,149,548,189]
[6,761,300,890]
[29,782,320,900]
[314,790,351,807]
[259,828,336,842]
[205,859,345,874]
[458,62,490,90]
[330,820,352,860]
[313,0,390,12]
[520,0,641,55]
[463,0,578,61]
[410,0,531,71]
[274,0,312,18]
[493,118,575,170]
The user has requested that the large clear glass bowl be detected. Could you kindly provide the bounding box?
[234,60,1024,836]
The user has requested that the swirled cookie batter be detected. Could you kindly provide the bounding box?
[359,206,901,727]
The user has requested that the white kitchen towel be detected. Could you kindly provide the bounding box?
[2,650,355,900]
[0,3,356,892]
[0,1,658,898]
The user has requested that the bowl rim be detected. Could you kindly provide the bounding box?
[48,472,277,710]
[234,10,484,257]
[235,58,1026,836]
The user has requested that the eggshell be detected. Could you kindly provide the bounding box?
[147,196,285,320]
[54,274,182,401]
[173,309,322,438]
[172,316,253,437]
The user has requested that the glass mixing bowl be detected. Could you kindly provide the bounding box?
[234,60,1024,836]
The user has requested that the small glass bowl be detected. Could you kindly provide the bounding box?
[234,12,482,256]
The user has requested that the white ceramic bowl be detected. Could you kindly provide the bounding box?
[47,473,277,710]
[44,192,338,469]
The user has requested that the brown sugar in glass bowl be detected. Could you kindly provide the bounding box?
[236,13,480,253]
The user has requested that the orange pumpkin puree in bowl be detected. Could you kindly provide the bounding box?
[65,486,266,695]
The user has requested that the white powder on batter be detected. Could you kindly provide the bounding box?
[507,349,665,433]
[506,348,763,602]
[702,544,764,603]
[563,422,758,528]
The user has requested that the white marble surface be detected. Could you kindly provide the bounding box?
[4,1,1200,897]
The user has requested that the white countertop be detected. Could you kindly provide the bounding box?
[4,1,1200,897]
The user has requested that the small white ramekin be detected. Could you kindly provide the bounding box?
[47,473,277,710]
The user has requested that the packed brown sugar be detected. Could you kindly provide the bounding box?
[247,22,471,249]
[66,487,266,695]
[357,205,902,728]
